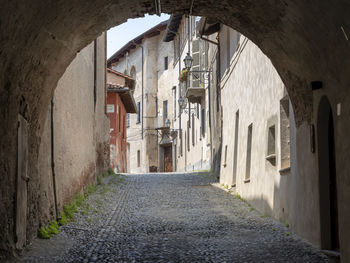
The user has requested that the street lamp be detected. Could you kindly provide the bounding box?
[183,52,193,71]
[165,118,171,128]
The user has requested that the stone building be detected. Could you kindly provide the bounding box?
[106,68,137,173]
[14,33,109,251]
[108,20,175,173]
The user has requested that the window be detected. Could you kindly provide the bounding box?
[232,110,239,186]
[196,104,199,119]
[137,102,141,124]
[137,150,140,167]
[163,100,168,126]
[280,95,291,171]
[201,108,205,137]
[266,124,276,166]
[126,113,130,128]
[173,86,176,121]
[164,57,168,70]
[180,129,183,156]
[245,124,253,182]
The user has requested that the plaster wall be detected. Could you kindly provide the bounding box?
[34,33,109,242]
[51,34,109,209]
[219,32,284,213]
[218,26,324,250]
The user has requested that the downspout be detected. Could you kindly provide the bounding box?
[51,95,58,220]
[141,45,144,140]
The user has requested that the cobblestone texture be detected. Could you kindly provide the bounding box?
[15,172,329,262]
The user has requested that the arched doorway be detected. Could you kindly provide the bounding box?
[317,96,339,252]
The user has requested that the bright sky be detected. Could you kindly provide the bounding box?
[107,14,170,59]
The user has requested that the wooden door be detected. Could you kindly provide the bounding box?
[164,146,172,172]
[16,115,28,249]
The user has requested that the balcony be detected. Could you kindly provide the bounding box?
[185,87,205,104]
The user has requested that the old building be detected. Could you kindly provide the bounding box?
[108,20,175,173]
[106,68,137,173]
[163,15,212,172]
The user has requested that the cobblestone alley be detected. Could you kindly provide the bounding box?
[15,172,329,263]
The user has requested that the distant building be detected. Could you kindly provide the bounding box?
[108,20,174,173]
[106,68,137,173]
[163,15,212,172]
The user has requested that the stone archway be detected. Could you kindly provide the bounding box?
[1,0,350,257]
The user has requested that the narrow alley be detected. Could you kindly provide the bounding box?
[15,172,328,263]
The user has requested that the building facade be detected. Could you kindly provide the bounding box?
[108,21,175,173]
[106,68,137,173]
[164,15,213,173]
[200,19,342,256]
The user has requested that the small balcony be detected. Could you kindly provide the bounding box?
[185,87,205,104]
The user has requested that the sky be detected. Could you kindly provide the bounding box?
[107,13,170,59]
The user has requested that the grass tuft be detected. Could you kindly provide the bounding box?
[38,220,60,239]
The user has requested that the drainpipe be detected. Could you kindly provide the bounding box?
[141,45,144,140]
[51,95,58,220]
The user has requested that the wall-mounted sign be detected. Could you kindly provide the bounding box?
[107,104,115,113]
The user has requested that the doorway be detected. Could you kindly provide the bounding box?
[317,96,339,251]
[164,146,173,172]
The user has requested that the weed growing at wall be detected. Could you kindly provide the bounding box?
[97,176,103,185]
[38,170,125,239]
[38,221,60,239]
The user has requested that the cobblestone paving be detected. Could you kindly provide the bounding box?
[15,172,329,263]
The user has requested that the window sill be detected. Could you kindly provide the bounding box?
[279,167,291,175]
[244,178,250,184]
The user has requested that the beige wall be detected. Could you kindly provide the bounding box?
[219,30,286,214]
[38,33,109,220]
[217,25,325,251]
